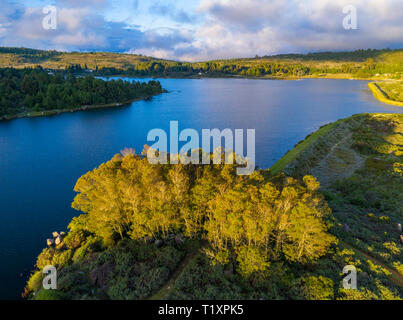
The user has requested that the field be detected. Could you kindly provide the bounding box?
[376,82,403,103]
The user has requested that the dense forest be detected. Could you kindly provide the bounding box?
[24,113,403,300]
[0,68,163,118]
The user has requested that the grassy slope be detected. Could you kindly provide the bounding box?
[270,119,343,175]
[0,51,169,70]
[272,113,403,289]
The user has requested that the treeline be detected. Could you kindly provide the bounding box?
[0,68,163,117]
[91,61,312,77]
[91,58,402,79]
[0,47,61,61]
[69,152,336,276]
[268,48,396,62]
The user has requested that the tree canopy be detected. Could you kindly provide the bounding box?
[71,151,337,275]
[0,67,162,117]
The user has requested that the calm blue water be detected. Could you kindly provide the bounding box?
[0,78,401,299]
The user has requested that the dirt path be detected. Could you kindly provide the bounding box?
[340,240,403,287]
[148,242,206,300]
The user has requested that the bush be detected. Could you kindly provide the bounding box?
[295,276,334,300]
[64,230,87,249]
[72,236,103,263]
[34,289,65,300]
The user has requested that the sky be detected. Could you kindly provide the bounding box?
[0,0,402,61]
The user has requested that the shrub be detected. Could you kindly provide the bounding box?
[36,248,57,269]
[393,262,403,276]
[298,276,334,300]
[34,289,65,300]
[27,271,44,292]
[64,230,87,249]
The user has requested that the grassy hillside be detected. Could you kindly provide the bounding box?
[369,82,403,106]
[1,47,402,79]
[24,114,403,300]
[0,47,166,70]
[280,113,403,288]
[270,119,344,175]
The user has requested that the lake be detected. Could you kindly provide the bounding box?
[0,78,402,299]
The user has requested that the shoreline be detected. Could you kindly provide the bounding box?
[0,92,165,121]
[368,82,403,107]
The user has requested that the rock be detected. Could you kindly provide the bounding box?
[155,239,163,247]
[175,234,185,245]
[46,238,54,246]
[397,224,402,233]
[342,224,350,233]
[52,231,60,238]
[55,236,63,245]
[143,236,153,244]
[60,231,66,237]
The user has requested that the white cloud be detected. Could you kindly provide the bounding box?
[172,0,403,61]
[0,0,401,61]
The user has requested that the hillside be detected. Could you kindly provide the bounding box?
[24,114,403,300]
[281,113,403,288]
[0,47,167,70]
[368,82,403,106]
[1,47,402,80]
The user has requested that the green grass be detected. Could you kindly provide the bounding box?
[148,242,205,300]
[375,82,403,103]
[270,119,343,175]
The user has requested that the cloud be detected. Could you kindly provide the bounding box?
[182,0,403,60]
[149,2,196,24]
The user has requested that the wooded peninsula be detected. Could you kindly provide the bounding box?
[0,67,164,119]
